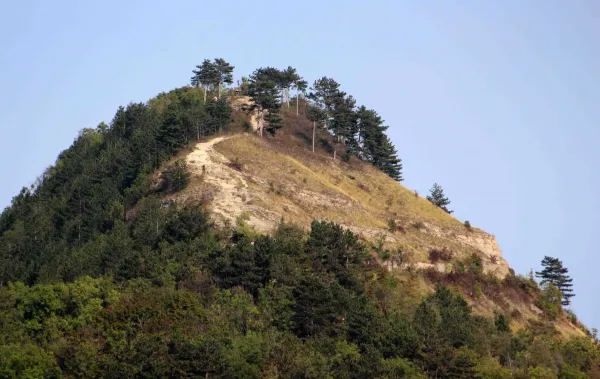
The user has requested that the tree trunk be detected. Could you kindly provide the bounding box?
[203,85,207,103]
[312,121,316,153]
[286,87,290,108]
[296,93,300,116]
[259,110,264,138]
[218,82,222,99]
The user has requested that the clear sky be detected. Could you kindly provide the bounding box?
[1,1,598,328]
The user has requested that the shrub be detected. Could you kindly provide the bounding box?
[565,309,578,325]
[464,220,472,229]
[453,261,466,275]
[465,253,483,275]
[511,308,523,320]
[388,219,398,232]
[428,247,453,263]
[537,283,562,321]
[494,312,511,332]
[161,159,191,193]
[505,274,539,295]
[226,157,243,171]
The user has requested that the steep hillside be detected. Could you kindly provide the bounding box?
[171,127,585,339]
[0,64,597,376]
[179,133,510,276]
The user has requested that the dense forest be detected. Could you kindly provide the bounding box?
[0,59,598,378]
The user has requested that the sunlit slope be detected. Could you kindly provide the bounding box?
[176,133,510,278]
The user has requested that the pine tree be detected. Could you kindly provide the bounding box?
[264,110,283,136]
[279,66,301,108]
[191,59,216,103]
[448,347,481,378]
[247,67,283,137]
[329,92,357,160]
[212,58,234,99]
[427,183,453,214]
[308,77,341,128]
[535,256,575,306]
[376,135,403,181]
[356,107,403,181]
[306,103,326,153]
[294,78,308,116]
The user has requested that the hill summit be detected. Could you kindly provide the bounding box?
[0,59,597,378]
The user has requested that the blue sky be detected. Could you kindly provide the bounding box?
[1,1,598,328]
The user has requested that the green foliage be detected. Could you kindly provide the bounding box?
[449,347,482,378]
[388,218,398,232]
[0,86,230,284]
[0,59,596,378]
[526,366,556,379]
[160,159,190,193]
[247,67,285,137]
[538,283,562,321]
[191,58,234,97]
[0,218,597,377]
[494,312,511,333]
[427,182,453,213]
[535,256,575,306]
[356,105,403,180]
[0,343,62,379]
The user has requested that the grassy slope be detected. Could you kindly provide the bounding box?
[176,109,585,339]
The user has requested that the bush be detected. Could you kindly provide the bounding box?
[565,309,578,325]
[511,308,523,320]
[505,274,539,295]
[161,159,191,193]
[494,312,511,332]
[465,253,483,276]
[428,248,453,263]
[537,283,562,321]
[464,220,472,229]
[226,157,244,171]
[388,219,398,232]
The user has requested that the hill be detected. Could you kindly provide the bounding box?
[173,113,583,337]
[0,60,598,378]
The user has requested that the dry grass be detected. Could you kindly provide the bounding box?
[212,134,496,270]
[175,120,578,337]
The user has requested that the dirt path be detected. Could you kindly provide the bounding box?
[186,136,246,222]
[184,135,275,231]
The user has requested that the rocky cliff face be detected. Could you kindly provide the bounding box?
[455,232,510,277]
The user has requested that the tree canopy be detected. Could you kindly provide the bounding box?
[427,183,453,214]
[536,256,575,306]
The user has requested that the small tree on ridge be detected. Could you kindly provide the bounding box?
[427,183,453,214]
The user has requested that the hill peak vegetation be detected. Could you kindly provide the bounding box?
[0,58,597,378]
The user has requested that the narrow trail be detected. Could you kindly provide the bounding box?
[184,135,277,231]
[185,135,249,224]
